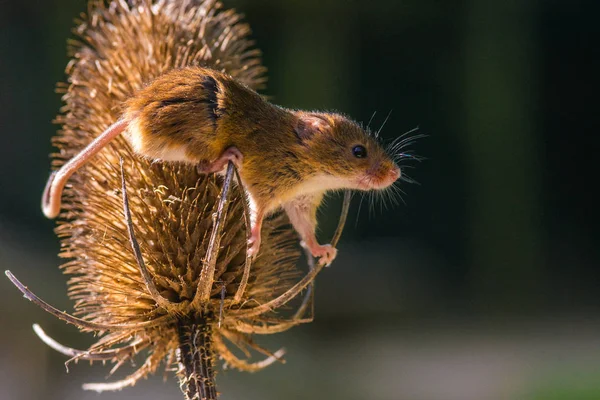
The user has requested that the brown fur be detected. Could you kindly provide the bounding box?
[124,66,398,218]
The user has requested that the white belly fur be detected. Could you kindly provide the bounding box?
[126,119,194,163]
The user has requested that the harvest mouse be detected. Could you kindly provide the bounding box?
[42,67,401,265]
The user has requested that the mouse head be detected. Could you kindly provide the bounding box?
[294,112,400,191]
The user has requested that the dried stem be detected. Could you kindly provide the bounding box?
[213,334,285,372]
[192,162,235,309]
[330,190,352,248]
[232,166,252,304]
[228,319,312,335]
[33,324,145,367]
[218,284,226,328]
[177,314,217,400]
[4,270,171,331]
[294,247,316,321]
[121,159,189,313]
[82,339,170,392]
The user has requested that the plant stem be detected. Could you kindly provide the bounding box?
[177,314,217,400]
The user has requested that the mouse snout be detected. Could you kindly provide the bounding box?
[358,163,400,190]
[388,165,401,182]
[378,164,400,188]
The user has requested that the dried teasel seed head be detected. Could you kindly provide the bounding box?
[4,0,350,398]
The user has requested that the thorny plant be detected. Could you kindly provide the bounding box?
[5,162,350,397]
[4,1,352,399]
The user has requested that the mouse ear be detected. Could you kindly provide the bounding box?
[294,115,330,141]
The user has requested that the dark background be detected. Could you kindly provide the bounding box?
[1,1,599,399]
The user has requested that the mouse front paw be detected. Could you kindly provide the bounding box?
[309,243,338,266]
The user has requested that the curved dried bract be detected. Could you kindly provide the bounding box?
[192,162,235,308]
[5,271,172,331]
[82,339,173,393]
[232,166,253,304]
[33,324,145,363]
[120,159,190,314]
[227,318,313,335]
[213,334,285,373]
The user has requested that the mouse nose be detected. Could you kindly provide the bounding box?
[389,165,401,181]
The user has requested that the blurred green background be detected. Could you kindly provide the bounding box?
[1,0,599,399]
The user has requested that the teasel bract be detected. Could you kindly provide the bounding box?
[5,1,350,399]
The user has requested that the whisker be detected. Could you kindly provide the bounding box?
[387,186,396,208]
[376,110,393,138]
[376,189,385,213]
[355,192,367,228]
[391,183,407,206]
[386,128,424,144]
[400,172,419,185]
[367,111,377,130]
[386,126,420,148]
[394,151,426,161]
[382,188,391,211]
[388,134,428,154]
[397,164,418,170]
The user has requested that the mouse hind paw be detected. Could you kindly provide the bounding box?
[306,243,338,266]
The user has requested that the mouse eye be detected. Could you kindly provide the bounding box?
[352,145,367,158]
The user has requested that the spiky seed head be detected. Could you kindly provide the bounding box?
[37,0,317,393]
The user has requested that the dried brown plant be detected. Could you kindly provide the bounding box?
[5,1,350,399]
